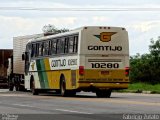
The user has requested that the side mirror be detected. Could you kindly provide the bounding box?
[22,53,25,61]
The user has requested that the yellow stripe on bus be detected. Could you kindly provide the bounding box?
[44,58,53,89]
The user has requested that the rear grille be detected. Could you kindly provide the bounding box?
[88,59,121,62]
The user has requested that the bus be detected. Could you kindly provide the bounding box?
[22,26,129,98]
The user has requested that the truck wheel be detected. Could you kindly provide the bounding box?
[31,80,39,95]
[9,86,14,91]
[60,77,67,97]
[19,86,25,91]
[15,85,19,91]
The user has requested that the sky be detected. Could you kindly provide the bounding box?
[0,0,160,55]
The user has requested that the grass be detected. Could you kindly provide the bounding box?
[116,83,160,94]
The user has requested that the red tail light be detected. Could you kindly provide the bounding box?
[79,66,84,75]
[125,67,130,76]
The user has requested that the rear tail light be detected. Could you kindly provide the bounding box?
[125,67,130,76]
[79,66,84,75]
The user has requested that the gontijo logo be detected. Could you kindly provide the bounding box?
[94,32,116,42]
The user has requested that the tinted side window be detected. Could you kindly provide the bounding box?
[31,44,36,58]
[35,43,39,57]
[48,40,51,55]
[44,41,49,56]
[26,43,31,60]
[58,38,65,54]
[64,37,69,53]
[73,36,78,53]
[30,34,78,57]
[51,39,57,55]
[56,39,61,54]
[68,36,74,53]
[39,42,44,56]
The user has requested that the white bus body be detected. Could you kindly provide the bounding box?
[24,26,129,97]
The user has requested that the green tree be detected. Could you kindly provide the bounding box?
[149,36,160,83]
[130,53,152,83]
[130,36,160,84]
[130,53,141,83]
[149,36,160,58]
[42,24,69,35]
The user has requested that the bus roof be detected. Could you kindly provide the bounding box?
[27,26,126,43]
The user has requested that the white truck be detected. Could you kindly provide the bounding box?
[7,34,44,91]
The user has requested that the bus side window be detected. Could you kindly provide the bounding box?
[35,43,39,57]
[59,38,65,54]
[57,38,65,54]
[38,43,41,56]
[39,42,44,56]
[73,36,78,53]
[64,37,69,53]
[26,43,31,61]
[51,39,57,55]
[44,41,49,56]
[42,42,45,56]
[56,39,61,54]
[68,36,74,53]
[31,44,34,57]
[48,40,51,55]
[31,44,36,58]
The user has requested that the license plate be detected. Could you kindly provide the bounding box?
[101,71,109,75]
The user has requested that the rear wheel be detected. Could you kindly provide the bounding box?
[96,89,112,98]
[96,90,104,98]
[15,84,20,91]
[31,80,39,95]
[60,76,76,97]
[60,77,67,97]
[105,90,112,98]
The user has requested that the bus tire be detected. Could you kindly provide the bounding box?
[31,79,39,95]
[96,90,105,98]
[96,89,112,98]
[60,76,67,97]
[105,90,112,98]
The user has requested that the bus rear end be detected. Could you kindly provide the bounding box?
[77,26,129,97]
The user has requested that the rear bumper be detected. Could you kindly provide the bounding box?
[78,82,129,90]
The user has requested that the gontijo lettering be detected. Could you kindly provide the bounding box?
[51,59,66,67]
[51,59,77,67]
[88,46,122,51]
